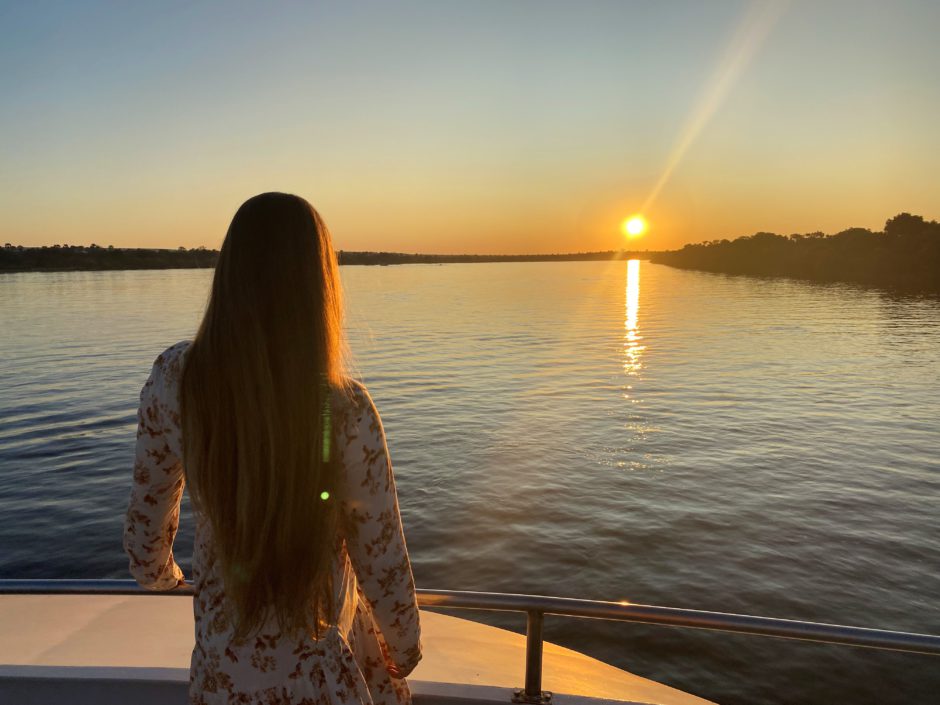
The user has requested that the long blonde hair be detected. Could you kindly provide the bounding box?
[180,192,348,640]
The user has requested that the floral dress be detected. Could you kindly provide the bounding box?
[123,341,422,704]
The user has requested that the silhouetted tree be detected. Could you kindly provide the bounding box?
[885,213,925,238]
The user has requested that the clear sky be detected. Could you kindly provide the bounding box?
[1,0,938,253]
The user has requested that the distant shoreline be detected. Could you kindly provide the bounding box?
[3,213,937,294]
[648,213,939,294]
[0,247,651,273]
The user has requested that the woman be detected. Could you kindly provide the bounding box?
[123,192,421,704]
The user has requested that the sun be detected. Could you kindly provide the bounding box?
[622,216,647,239]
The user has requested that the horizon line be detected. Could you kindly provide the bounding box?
[2,244,658,258]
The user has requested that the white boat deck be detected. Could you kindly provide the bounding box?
[0,594,714,704]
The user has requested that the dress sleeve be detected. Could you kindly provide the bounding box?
[340,385,422,677]
[123,355,186,590]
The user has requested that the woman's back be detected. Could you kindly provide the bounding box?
[122,193,421,704]
[125,341,421,704]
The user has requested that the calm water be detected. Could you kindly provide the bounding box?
[1,261,939,704]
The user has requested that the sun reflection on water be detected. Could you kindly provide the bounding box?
[624,259,645,376]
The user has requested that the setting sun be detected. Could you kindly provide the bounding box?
[623,216,647,239]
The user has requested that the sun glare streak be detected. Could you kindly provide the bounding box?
[641,1,787,213]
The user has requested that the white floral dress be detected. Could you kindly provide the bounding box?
[123,341,422,704]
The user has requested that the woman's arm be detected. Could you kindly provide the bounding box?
[341,384,422,677]
[123,354,186,590]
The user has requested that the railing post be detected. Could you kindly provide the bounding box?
[512,609,551,704]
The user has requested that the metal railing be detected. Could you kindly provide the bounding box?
[2,580,939,704]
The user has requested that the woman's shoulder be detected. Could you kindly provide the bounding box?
[331,378,383,436]
[336,377,369,406]
[149,340,193,389]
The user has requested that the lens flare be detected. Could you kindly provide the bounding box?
[640,1,785,213]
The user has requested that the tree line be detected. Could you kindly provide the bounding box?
[0,244,647,272]
[650,213,939,293]
[0,244,218,271]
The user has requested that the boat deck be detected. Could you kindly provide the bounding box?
[0,594,713,704]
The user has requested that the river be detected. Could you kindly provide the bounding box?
[1,261,938,704]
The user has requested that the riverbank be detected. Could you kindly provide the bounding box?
[650,213,939,294]
[0,246,649,272]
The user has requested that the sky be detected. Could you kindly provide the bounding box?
[1,0,938,253]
